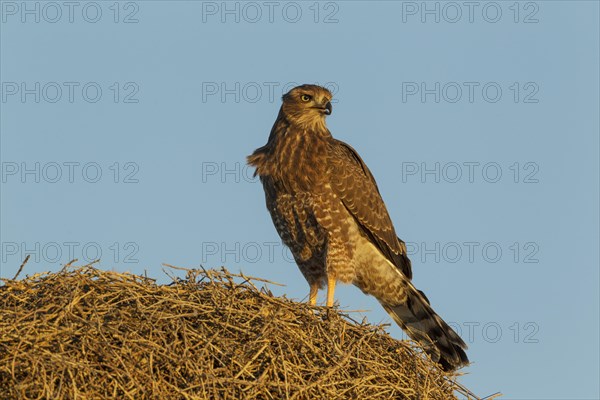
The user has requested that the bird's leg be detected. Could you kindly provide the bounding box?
[308,282,319,306]
[326,276,336,307]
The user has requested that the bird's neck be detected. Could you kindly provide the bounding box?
[248,115,332,189]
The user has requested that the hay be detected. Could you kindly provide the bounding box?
[0,262,469,399]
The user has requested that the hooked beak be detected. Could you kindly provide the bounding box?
[311,101,332,115]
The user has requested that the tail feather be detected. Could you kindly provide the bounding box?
[382,287,468,371]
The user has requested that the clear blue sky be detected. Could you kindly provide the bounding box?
[1,1,598,398]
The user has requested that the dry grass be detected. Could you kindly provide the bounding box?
[0,261,479,399]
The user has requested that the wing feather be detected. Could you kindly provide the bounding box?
[330,139,413,279]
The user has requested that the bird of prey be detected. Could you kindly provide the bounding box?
[247,84,468,371]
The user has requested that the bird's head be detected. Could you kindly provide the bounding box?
[280,84,333,130]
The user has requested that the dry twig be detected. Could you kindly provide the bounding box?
[0,263,484,399]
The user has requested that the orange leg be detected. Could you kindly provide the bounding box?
[309,282,319,306]
[326,276,336,307]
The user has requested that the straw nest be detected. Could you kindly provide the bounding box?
[0,261,467,399]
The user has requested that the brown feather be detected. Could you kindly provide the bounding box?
[247,84,468,371]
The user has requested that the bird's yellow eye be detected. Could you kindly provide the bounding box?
[301,94,311,102]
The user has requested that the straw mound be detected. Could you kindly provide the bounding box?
[0,263,460,399]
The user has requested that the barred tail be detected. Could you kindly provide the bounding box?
[382,287,468,371]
